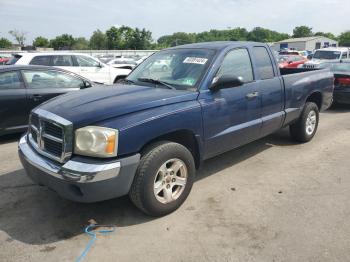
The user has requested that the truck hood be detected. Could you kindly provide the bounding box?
[39,84,198,127]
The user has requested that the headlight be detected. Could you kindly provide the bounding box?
[74,126,118,157]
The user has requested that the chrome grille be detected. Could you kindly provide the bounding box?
[28,109,73,163]
[43,121,63,138]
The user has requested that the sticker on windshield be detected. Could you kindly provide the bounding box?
[183,57,208,65]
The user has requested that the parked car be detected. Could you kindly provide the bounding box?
[319,60,350,104]
[7,53,131,85]
[19,41,333,216]
[303,47,350,69]
[107,58,137,70]
[0,65,95,135]
[278,55,308,68]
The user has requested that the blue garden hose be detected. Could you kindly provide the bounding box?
[75,224,116,262]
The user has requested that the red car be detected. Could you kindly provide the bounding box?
[278,55,308,68]
[0,57,10,65]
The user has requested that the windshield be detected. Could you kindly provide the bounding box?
[313,51,341,60]
[6,55,21,65]
[278,55,291,62]
[126,48,216,91]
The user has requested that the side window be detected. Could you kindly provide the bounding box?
[216,48,254,83]
[29,56,51,66]
[75,55,100,67]
[0,71,22,89]
[52,55,74,66]
[253,47,275,80]
[23,70,84,89]
[341,52,348,59]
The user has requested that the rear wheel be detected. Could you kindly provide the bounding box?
[129,142,195,216]
[290,102,319,142]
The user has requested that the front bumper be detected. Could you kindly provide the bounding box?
[18,134,140,203]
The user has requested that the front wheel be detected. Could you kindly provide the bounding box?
[129,142,195,216]
[290,102,319,142]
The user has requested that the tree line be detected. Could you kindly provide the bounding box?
[0,25,349,50]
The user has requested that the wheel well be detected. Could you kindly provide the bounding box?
[140,130,201,169]
[114,75,127,83]
[306,92,322,110]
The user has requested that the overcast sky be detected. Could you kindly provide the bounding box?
[0,0,349,44]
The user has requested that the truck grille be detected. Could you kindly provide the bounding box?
[28,109,73,163]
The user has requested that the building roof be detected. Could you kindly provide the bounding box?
[278,36,337,43]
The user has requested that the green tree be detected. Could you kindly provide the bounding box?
[72,37,89,50]
[339,31,350,47]
[106,26,121,49]
[105,26,153,50]
[247,27,289,42]
[314,32,337,40]
[8,29,26,46]
[129,28,153,49]
[247,27,272,42]
[158,32,195,48]
[90,30,107,50]
[293,26,313,38]
[33,36,49,47]
[50,34,75,50]
[0,37,12,49]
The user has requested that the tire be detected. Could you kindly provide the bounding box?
[129,141,195,216]
[290,102,319,142]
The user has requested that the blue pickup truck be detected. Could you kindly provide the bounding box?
[19,42,334,216]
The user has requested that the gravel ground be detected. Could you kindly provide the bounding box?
[0,105,349,262]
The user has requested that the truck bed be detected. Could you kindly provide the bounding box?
[281,68,334,126]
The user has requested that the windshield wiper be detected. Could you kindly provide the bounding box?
[117,78,135,84]
[137,78,176,90]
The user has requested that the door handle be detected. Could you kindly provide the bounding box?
[245,92,259,100]
[31,94,43,101]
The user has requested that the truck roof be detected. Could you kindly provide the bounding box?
[166,41,266,50]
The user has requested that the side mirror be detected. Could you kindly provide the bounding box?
[307,54,313,60]
[97,62,103,68]
[210,74,244,91]
[288,61,293,64]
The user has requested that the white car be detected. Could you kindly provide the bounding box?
[303,47,350,69]
[8,53,131,85]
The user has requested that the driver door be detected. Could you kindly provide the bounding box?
[199,48,262,159]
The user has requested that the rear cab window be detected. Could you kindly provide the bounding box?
[252,47,275,80]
